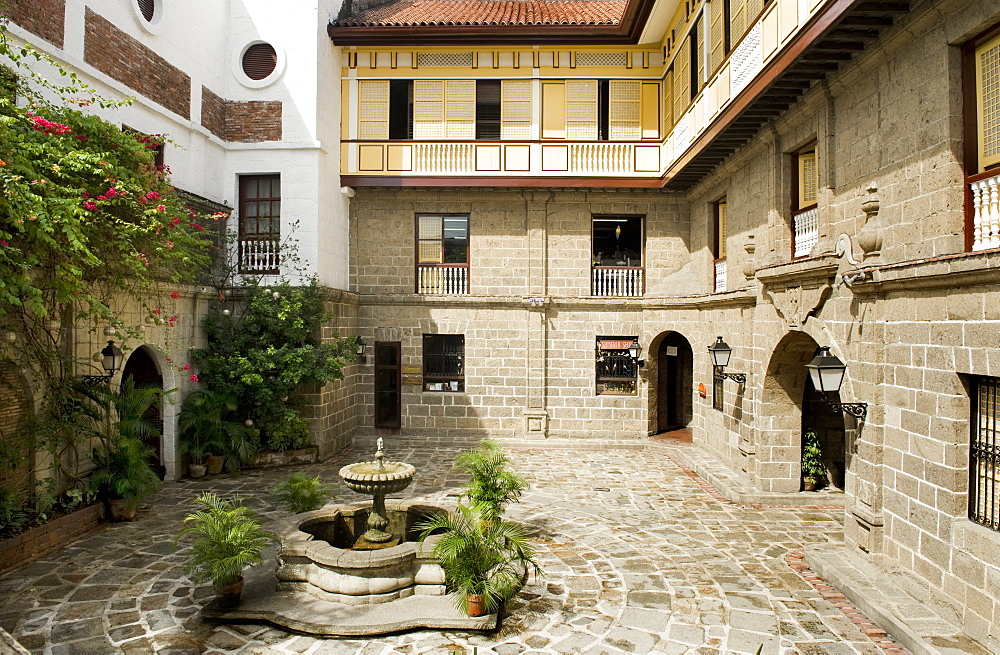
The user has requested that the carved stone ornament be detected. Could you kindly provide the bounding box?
[742,234,756,281]
[855,183,882,262]
[766,281,833,329]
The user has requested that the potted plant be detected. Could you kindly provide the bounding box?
[418,503,540,617]
[270,472,336,513]
[178,390,257,476]
[80,381,164,520]
[454,440,528,522]
[175,493,277,608]
[89,436,162,520]
[801,429,826,491]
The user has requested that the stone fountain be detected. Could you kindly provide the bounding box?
[203,438,497,635]
[338,437,416,547]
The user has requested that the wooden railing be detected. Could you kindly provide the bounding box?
[417,264,469,294]
[592,266,644,297]
[971,171,1000,251]
[793,207,818,258]
[239,237,280,273]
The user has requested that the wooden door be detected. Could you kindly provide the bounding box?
[374,342,401,429]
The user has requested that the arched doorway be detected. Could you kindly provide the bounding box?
[761,332,846,493]
[654,331,694,433]
[121,346,165,478]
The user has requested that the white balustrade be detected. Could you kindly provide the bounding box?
[714,259,727,293]
[239,238,280,273]
[569,143,633,174]
[971,173,1000,251]
[418,266,469,294]
[413,143,476,174]
[793,207,819,258]
[591,267,644,297]
[731,22,762,96]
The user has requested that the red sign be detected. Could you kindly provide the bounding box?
[599,340,634,350]
[698,383,707,397]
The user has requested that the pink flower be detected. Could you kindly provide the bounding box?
[145,192,160,200]
[166,357,172,362]
[83,201,97,211]
[156,205,166,212]
[189,374,199,382]
[96,195,107,201]
[191,223,204,232]
[170,290,180,299]
[182,364,191,370]
[152,307,161,315]
[0,240,8,247]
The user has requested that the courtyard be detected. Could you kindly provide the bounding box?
[0,437,899,654]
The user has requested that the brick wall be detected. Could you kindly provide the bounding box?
[200,87,281,142]
[4,0,65,48]
[0,361,30,496]
[83,9,190,119]
[201,86,226,141]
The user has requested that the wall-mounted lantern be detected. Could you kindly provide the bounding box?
[629,338,645,368]
[356,336,367,364]
[708,336,747,384]
[84,339,124,385]
[804,346,868,418]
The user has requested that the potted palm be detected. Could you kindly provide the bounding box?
[178,390,257,475]
[175,493,277,607]
[801,429,826,491]
[80,380,164,520]
[454,440,528,522]
[418,503,540,617]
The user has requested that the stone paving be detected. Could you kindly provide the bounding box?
[0,437,897,654]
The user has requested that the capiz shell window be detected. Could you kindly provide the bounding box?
[423,334,464,392]
[596,337,638,395]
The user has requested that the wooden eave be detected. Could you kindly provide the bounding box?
[664,0,910,190]
[327,0,655,45]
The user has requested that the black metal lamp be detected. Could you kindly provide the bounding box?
[805,346,867,418]
[629,338,645,368]
[708,336,746,384]
[356,336,367,364]
[84,339,124,385]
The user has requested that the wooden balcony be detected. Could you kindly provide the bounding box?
[592,266,644,297]
[345,140,662,182]
[970,170,1000,252]
[239,237,280,274]
[417,264,469,295]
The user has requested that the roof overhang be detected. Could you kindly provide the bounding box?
[328,0,659,46]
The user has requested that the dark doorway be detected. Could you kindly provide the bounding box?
[374,342,401,429]
[120,346,164,478]
[656,332,694,433]
[801,374,847,489]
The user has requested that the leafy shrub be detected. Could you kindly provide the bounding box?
[454,440,528,522]
[270,472,336,513]
[0,486,26,537]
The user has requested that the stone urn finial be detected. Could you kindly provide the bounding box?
[742,234,756,281]
[856,183,882,263]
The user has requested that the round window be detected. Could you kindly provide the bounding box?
[137,0,155,22]
[242,43,278,81]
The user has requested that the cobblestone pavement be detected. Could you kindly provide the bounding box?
[0,438,891,654]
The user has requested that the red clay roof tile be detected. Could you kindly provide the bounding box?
[334,0,628,27]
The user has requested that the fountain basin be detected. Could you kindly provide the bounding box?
[276,500,446,605]
[339,461,415,495]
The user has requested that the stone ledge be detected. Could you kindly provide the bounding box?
[805,545,994,655]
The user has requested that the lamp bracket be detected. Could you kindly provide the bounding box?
[714,368,747,384]
[82,375,111,386]
[821,394,867,418]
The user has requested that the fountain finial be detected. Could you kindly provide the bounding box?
[375,437,385,471]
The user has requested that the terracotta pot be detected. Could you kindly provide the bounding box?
[465,593,486,617]
[205,455,225,475]
[189,463,207,479]
[107,498,137,521]
[803,477,819,492]
[215,577,244,608]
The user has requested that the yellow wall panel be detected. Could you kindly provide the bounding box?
[542,82,567,139]
[359,145,384,172]
[762,4,779,58]
[387,145,411,171]
[779,0,798,43]
[641,82,660,139]
[542,145,568,171]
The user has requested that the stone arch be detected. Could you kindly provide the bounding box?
[120,345,181,481]
[647,330,694,434]
[759,331,845,493]
[0,359,33,497]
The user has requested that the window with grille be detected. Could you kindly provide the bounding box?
[475,80,500,140]
[971,376,1000,532]
[423,334,464,392]
[974,32,1000,172]
[416,214,469,294]
[791,144,818,259]
[238,175,280,274]
[713,199,727,260]
[596,337,638,395]
[795,147,818,211]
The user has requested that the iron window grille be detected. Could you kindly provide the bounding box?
[238,175,280,274]
[596,337,638,395]
[423,334,464,392]
[971,376,1000,532]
